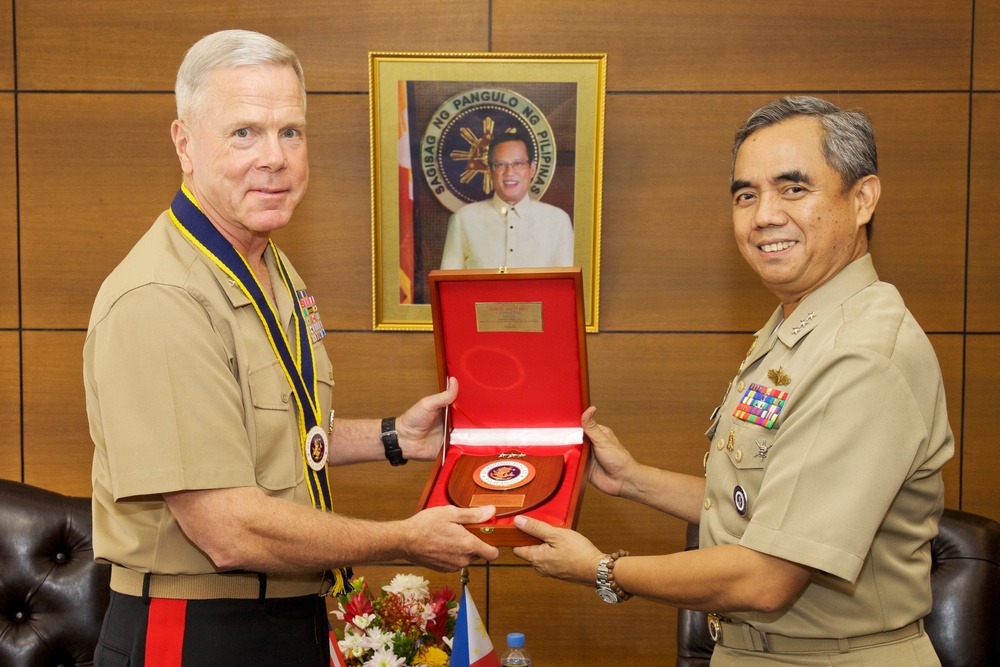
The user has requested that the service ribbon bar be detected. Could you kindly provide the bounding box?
[733,382,788,429]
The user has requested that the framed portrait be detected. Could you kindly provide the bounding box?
[370,52,606,331]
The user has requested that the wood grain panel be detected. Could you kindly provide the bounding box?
[18,93,180,329]
[974,0,1000,89]
[0,331,21,482]
[0,3,11,90]
[963,335,1000,522]
[0,94,16,328]
[274,95,376,332]
[866,94,968,333]
[493,0,971,92]
[929,334,964,510]
[967,93,1000,331]
[487,565,673,663]
[15,0,488,92]
[600,93,967,333]
[22,331,92,496]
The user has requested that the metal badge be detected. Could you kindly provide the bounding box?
[733,485,748,516]
[755,439,772,462]
[305,425,328,471]
[767,367,791,386]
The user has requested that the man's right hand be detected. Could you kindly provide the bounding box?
[401,505,500,571]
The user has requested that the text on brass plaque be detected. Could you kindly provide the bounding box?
[475,302,543,332]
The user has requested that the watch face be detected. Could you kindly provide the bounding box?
[597,587,620,604]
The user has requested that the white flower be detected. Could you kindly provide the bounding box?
[340,628,367,658]
[363,647,406,667]
[365,626,395,650]
[382,573,430,599]
[353,612,378,630]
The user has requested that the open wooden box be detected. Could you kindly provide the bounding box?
[417,268,591,546]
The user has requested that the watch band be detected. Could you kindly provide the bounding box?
[380,417,407,466]
[596,549,632,604]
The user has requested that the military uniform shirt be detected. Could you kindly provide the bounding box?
[84,210,333,584]
[701,254,953,639]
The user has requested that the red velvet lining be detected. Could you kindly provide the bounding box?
[438,279,583,429]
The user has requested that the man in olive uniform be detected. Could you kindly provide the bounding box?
[513,96,952,666]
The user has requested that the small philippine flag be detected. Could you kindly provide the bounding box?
[450,586,501,667]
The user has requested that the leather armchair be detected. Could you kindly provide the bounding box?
[0,479,110,667]
[676,508,1000,667]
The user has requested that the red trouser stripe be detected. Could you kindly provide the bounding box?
[145,598,187,667]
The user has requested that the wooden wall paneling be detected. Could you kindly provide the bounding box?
[277,95,375,331]
[860,93,968,333]
[18,92,180,330]
[0,331,21,481]
[22,330,92,496]
[487,565,672,663]
[599,93,774,333]
[962,335,1000,522]
[326,331,441,521]
[598,92,968,334]
[0,93,16,328]
[967,93,1000,331]
[929,334,965,510]
[0,2,11,90]
[974,0,1000,89]
[491,0,972,92]
[15,0,489,93]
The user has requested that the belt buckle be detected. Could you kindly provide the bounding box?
[707,613,729,643]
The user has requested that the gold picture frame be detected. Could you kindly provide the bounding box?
[370,52,606,331]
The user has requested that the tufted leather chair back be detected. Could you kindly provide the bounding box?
[0,479,111,667]
[676,508,1000,667]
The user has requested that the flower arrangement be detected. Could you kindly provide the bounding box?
[331,574,458,667]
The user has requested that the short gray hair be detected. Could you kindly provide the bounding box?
[731,96,879,238]
[175,29,306,121]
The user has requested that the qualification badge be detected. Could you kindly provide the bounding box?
[305,425,328,471]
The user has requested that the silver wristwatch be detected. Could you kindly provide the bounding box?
[596,555,622,604]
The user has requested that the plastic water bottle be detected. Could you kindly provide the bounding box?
[500,632,533,666]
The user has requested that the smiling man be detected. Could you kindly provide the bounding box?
[84,30,497,665]
[512,97,952,666]
[440,132,575,269]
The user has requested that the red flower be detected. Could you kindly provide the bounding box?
[343,583,375,630]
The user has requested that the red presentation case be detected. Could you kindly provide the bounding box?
[417,268,591,546]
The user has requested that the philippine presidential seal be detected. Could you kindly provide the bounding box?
[420,87,556,213]
[474,458,537,491]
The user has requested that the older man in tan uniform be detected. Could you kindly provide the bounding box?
[513,96,952,666]
[85,30,497,665]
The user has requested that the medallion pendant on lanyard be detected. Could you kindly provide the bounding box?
[169,185,349,594]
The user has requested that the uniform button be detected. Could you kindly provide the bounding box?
[703,451,710,473]
[734,450,743,462]
[717,439,724,450]
[704,498,712,510]
[281,393,289,403]
[737,381,745,392]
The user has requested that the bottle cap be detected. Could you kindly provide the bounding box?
[506,632,526,648]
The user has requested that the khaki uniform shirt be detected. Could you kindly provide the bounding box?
[702,254,953,639]
[84,211,334,578]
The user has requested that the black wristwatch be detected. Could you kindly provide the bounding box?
[380,417,407,466]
